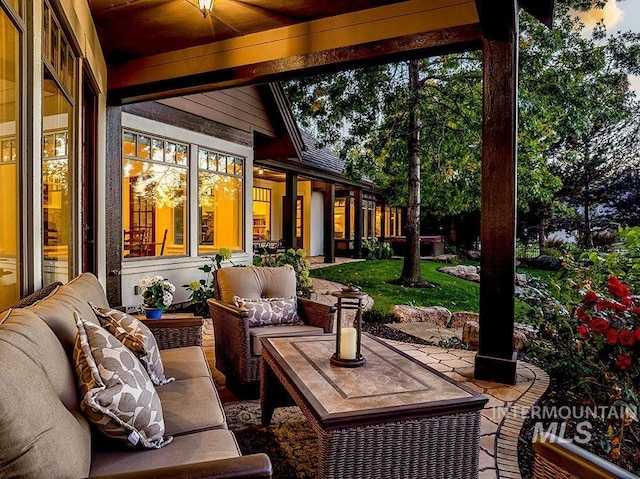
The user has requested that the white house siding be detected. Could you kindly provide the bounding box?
[310,191,324,257]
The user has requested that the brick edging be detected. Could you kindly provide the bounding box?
[495,362,550,479]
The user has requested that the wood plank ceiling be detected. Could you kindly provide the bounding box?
[88,0,482,103]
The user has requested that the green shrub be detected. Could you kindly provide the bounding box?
[253,248,313,298]
[532,254,562,270]
[362,238,393,260]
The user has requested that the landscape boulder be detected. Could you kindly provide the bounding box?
[390,305,452,327]
[461,320,528,352]
[462,320,480,350]
[448,311,479,330]
[438,265,480,282]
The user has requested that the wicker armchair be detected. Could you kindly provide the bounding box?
[207,267,335,388]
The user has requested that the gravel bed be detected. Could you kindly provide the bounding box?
[362,322,432,346]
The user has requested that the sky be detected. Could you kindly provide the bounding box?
[578,0,640,94]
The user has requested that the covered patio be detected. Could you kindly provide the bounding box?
[96,0,555,386]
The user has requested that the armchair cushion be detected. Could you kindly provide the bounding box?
[249,324,324,356]
[234,296,300,327]
[216,267,297,304]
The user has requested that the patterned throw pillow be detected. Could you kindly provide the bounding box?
[90,304,174,386]
[234,296,300,327]
[73,312,172,449]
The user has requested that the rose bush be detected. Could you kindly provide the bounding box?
[575,276,640,378]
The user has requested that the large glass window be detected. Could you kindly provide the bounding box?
[362,199,375,239]
[198,148,243,253]
[122,131,188,257]
[0,7,20,309]
[42,2,76,286]
[252,187,271,241]
[334,198,346,239]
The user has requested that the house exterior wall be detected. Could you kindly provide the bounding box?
[310,191,324,257]
[119,111,254,308]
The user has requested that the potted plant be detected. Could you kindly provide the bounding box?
[139,276,175,319]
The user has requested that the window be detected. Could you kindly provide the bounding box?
[362,199,375,239]
[122,131,188,258]
[0,5,21,309]
[386,206,403,237]
[375,205,382,237]
[334,198,346,239]
[198,148,243,253]
[42,2,75,286]
[252,187,271,241]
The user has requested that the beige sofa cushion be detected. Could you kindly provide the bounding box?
[216,267,297,304]
[160,346,212,380]
[0,335,91,478]
[74,313,172,449]
[90,428,241,477]
[1,308,82,411]
[28,273,109,356]
[157,377,227,436]
[250,324,324,356]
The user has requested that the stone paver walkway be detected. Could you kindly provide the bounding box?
[201,275,549,478]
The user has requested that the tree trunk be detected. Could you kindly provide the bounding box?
[401,59,422,283]
[582,140,594,249]
[538,217,545,252]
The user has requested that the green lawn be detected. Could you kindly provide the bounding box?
[311,259,551,322]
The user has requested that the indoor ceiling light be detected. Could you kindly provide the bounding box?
[257,167,264,175]
[188,0,214,19]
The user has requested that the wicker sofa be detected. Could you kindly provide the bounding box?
[0,273,272,478]
[208,267,336,388]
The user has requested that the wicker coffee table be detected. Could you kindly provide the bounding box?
[260,334,488,479]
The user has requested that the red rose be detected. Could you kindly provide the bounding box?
[577,325,590,339]
[606,328,618,345]
[576,307,591,323]
[619,330,636,347]
[582,291,599,307]
[609,276,631,301]
[597,300,614,312]
[632,307,640,315]
[616,353,632,370]
[635,328,640,342]
[588,317,610,335]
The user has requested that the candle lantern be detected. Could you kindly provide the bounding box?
[330,285,366,368]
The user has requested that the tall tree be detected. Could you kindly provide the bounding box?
[519,3,640,247]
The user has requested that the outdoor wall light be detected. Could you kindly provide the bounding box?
[187,0,214,18]
[330,285,366,368]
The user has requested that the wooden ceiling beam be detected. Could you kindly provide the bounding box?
[108,0,481,104]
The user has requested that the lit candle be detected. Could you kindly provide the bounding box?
[339,327,357,360]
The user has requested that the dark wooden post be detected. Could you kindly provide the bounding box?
[282,172,297,249]
[324,183,335,263]
[353,189,363,258]
[474,1,519,384]
[105,105,123,307]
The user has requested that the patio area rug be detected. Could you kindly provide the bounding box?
[223,400,317,479]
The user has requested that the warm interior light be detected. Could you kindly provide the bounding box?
[187,0,214,18]
[257,167,264,175]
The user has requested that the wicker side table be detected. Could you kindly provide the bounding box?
[135,313,204,350]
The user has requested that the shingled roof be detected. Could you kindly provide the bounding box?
[298,129,374,187]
